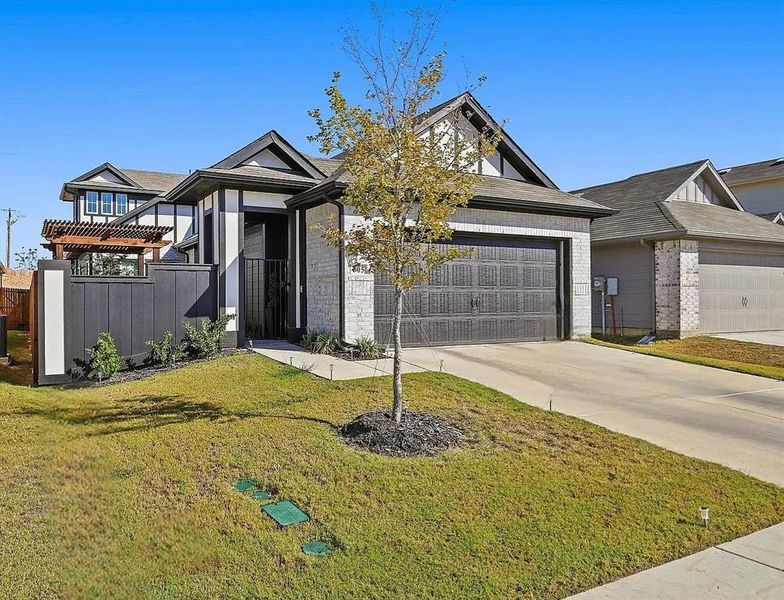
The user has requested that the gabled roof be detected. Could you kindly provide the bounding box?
[210,130,325,179]
[61,162,186,202]
[72,162,141,188]
[331,91,558,189]
[576,160,784,244]
[409,91,559,189]
[719,157,784,186]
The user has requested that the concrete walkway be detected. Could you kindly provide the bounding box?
[566,522,784,599]
[248,340,428,380]
[713,330,784,347]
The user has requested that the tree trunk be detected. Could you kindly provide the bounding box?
[391,285,404,423]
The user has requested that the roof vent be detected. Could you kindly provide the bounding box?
[772,158,784,166]
[718,168,731,174]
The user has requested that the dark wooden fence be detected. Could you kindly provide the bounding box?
[36,261,217,384]
[0,288,30,330]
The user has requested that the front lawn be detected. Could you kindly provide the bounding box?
[0,330,33,386]
[586,335,784,380]
[0,354,781,599]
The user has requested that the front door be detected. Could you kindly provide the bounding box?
[245,258,288,339]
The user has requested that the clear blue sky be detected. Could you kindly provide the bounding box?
[1,0,782,259]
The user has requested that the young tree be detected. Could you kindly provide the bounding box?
[309,8,498,423]
[13,246,38,270]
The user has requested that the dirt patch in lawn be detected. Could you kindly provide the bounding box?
[339,409,464,456]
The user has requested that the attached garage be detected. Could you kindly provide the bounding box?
[581,159,784,338]
[374,236,567,347]
[699,245,784,333]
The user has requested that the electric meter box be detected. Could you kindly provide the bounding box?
[606,277,619,296]
[592,276,606,293]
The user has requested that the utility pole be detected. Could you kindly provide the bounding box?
[0,209,23,268]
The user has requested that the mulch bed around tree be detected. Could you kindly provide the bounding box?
[338,409,464,457]
[73,349,252,387]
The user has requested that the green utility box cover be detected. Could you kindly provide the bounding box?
[234,479,258,493]
[302,541,329,556]
[262,500,310,527]
[250,490,272,501]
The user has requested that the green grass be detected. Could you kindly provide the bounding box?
[0,354,781,599]
[0,330,33,386]
[585,335,784,380]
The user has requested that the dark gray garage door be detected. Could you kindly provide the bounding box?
[374,236,562,347]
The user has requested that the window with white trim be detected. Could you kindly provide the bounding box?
[115,193,128,215]
[100,192,113,214]
[86,191,99,214]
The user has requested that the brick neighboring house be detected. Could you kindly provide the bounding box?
[49,92,614,348]
[574,160,784,338]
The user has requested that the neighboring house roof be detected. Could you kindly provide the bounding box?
[60,162,187,201]
[1,269,33,290]
[755,211,784,224]
[116,168,187,192]
[719,158,784,186]
[576,160,784,244]
[660,201,784,244]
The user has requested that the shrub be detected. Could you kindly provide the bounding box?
[354,336,381,360]
[183,314,235,358]
[86,332,124,381]
[301,329,340,354]
[146,330,187,367]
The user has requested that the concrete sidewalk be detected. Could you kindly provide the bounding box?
[566,522,784,599]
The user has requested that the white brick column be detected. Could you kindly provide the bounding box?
[343,214,375,343]
[654,239,699,337]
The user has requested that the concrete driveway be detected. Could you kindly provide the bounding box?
[712,330,784,346]
[401,341,784,486]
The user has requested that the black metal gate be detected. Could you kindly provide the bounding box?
[245,258,288,339]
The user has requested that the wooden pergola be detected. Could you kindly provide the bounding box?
[41,220,173,275]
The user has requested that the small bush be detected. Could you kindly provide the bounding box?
[86,332,124,381]
[354,336,381,360]
[183,314,235,358]
[301,329,340,354]
[146,330,187,367]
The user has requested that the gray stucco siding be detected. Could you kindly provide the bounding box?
[591,242,654,331]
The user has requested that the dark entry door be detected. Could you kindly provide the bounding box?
[245,258,288,339]
[374,236,562,347]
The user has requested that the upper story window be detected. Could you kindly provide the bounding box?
[84,191,133,216]
[100,192,113,214]
[86,191,98,214]
[115,193,128,215]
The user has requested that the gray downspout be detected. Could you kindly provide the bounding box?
[640,238,656,333]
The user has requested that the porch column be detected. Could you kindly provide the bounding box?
[137,253,146,276]
[218,188,243,347]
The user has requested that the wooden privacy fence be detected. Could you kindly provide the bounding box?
[35,261,217,385]
[0,288,30,330]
